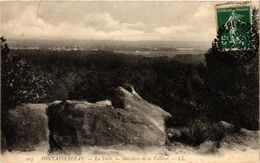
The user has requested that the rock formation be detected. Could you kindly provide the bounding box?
[5,86,171,152]
[5,104,48,151]
[47,86,171,152]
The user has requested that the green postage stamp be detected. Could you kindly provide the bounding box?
[216,3,252,49]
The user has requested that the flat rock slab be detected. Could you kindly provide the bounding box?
[47,86,170,152]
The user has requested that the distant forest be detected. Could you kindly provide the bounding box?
[1,47,259,130]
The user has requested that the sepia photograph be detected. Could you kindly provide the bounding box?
[0,1,259,163]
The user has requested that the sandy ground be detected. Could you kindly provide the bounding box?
[1,142,258,163]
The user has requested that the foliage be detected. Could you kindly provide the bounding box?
[1,42,53,107]
[2,49,206,125]
[204,8,259,130]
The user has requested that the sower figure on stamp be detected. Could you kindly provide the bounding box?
[224,9,245,47]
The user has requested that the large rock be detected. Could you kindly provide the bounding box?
[47,86,171,152]
[5,104,48,151]
[4,86,171,152]
[114,85,171,132]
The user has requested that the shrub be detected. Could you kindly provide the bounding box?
[1,39,53,108]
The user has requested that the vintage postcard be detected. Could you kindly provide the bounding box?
[0,1,259,163]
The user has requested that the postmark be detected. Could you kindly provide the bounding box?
[213,4,259,65]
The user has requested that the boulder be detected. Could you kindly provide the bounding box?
[198,140,219,153]
[218,121,235,133]
[114,85,171,131]
[5,104,48,151]
[47,86,171,152]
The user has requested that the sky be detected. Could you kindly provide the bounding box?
[0,1,258,42]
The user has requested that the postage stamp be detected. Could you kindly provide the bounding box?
[217,6,251,49]
[213,2,259,64]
